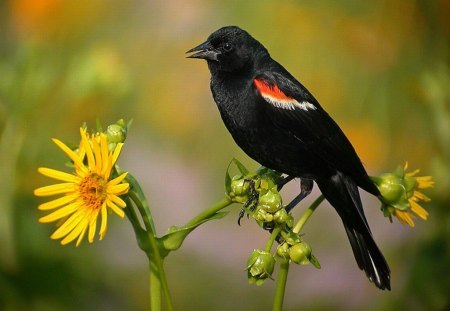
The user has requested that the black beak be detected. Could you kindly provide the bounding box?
[186,40,220,61]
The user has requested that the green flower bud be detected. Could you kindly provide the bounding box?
[273,209,294,227]
[246,249,275,286]
[258,188,282,213]
[229,176,250,203]
[106,119,127,151]
[289,242,312,265]
[254,208,267,222]
[281,231,301,245]
[276,242,290,259]
[376,173,405,204]
[404,175,417,196]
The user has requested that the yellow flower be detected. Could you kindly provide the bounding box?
[374,162,434,227]
[34,128,129,246]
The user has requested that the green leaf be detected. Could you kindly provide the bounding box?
[232,158,249,175]
[95,118,103,132]
[160,211,229,252]
[309,254,321,269]
[225,165,232,195]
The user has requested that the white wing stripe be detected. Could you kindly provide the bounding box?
[262,94,316,111]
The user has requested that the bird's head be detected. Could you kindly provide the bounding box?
[187,26,268,74]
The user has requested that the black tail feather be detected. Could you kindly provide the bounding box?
[317,172,391,290]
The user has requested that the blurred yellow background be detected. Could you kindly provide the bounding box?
[1,0,448,310]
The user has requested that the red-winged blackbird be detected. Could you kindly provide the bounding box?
[187,26,390,290]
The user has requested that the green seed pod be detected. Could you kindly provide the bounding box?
[281,231,301,246]
[289,242,312,265]
[274,209,293,227]
[246,249,275,285]
[276,242,290,259]
[229,176,250,203]
[258,188,282,213]
[377,173,404,204]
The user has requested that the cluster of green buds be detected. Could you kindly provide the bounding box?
[226,162,291,228]
[276,231,320,268]
[226,159,320,285]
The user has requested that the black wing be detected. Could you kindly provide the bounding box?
[253,71,378,195]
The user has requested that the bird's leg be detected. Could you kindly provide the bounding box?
[238,179,259,225]
[284,178,314,213]
[277,175,295,191]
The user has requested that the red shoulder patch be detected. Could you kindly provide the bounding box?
[253,79,293,101]
[253,78,317,111]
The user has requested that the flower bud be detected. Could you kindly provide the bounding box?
[107,119,127,151]
[373,163,433,227]
[246,249,275,285]
[274,209,293,227]
[289,242,312,265]
[229,175,250,203]
[376,173,404,204]
[258,188,282,213]
[276,242,290,259]
[281,231,301,246]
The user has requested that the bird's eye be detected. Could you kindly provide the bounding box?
[223,43,233,52]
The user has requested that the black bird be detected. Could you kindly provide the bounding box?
[187,26,390,290]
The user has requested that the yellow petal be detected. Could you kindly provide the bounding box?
[92,134,103,173]
[61,218,88,246]
[81,129,96,171]
[111,143,124,166]
[38,167,81,183]
[108,183,129,195]
[34,183,76,197]
[38,194,77,210]
[416,176,435,189]
[39,202,79,223]
[75,221,89,246]
[101,134,109,175]
[406,169,420,177]
[395,210,415,227]
[88,210,99,243]
[413,191,431,202]
[409,200,429,220]
[99,203,108,240]
[52,138,88,174]
[51,209,85,239]
[108,194,126,208]
[106,199,125,218]
[107,172,128,187]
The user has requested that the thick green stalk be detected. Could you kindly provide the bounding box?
[272,195,325,310]
[124,173,174,311]
[272,258,290,311]
[128,189,174,311]
[150,262,162,311]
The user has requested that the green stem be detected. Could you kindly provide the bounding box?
[264,226,281,253]
[125,173,174,311]
[184,197,233,228]
[272,258,290,311]
[293,195,325,234]
[129,191,174,311]
[150,262,162,311]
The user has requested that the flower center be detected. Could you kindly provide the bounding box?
[79,173,107,209]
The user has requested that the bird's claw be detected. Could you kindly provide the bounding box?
[237,179,259,225]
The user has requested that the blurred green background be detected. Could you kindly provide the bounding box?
[0,0,449,310]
